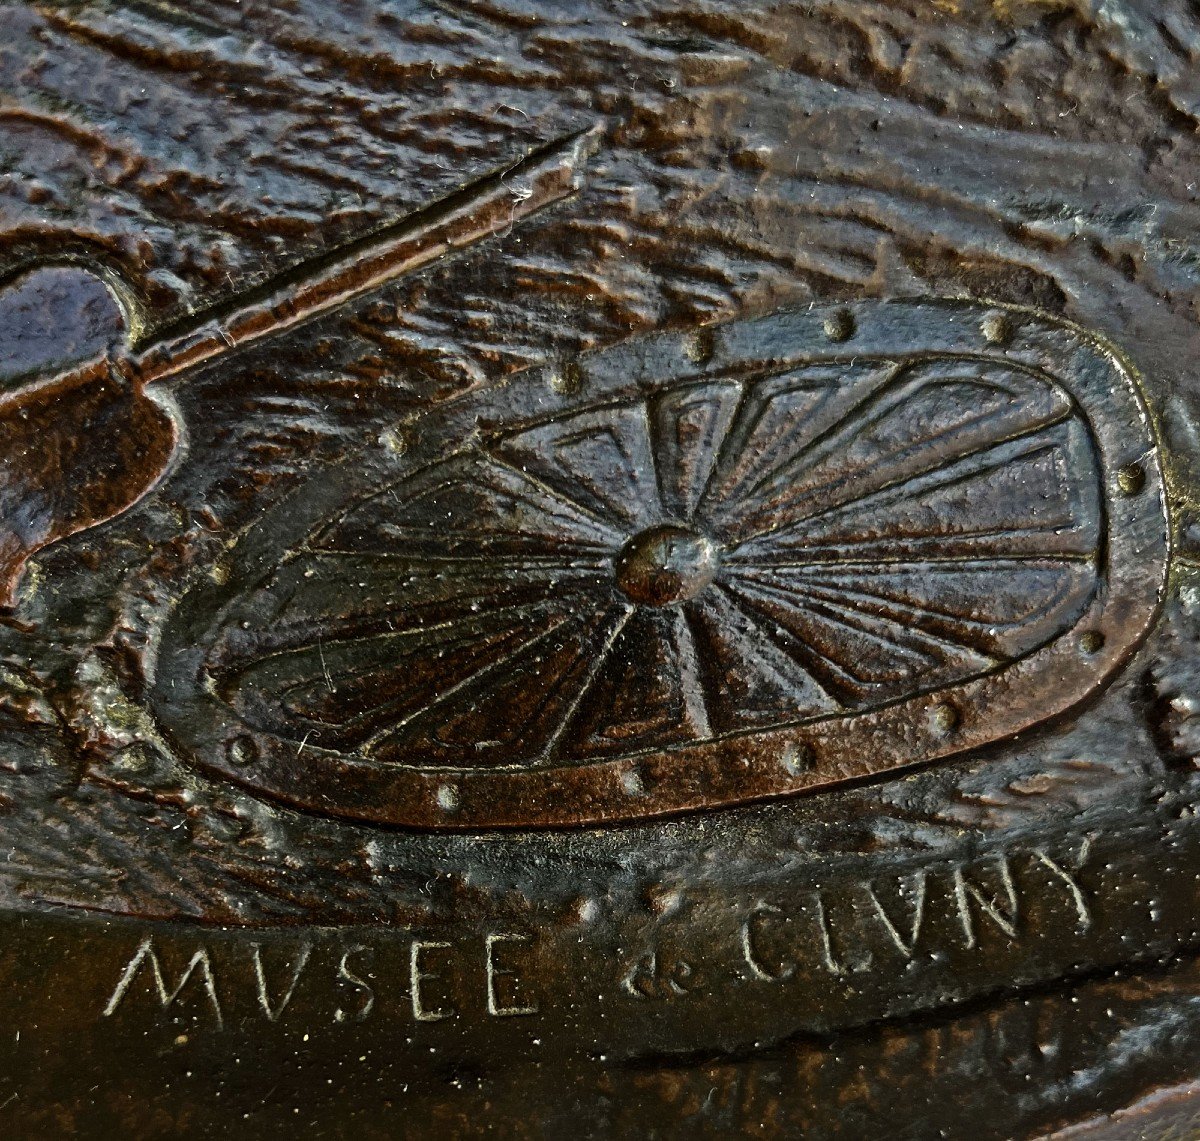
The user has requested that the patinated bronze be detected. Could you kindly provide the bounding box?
[2,0,1200,1136]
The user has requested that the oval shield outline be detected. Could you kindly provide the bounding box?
[149,299,1169,828]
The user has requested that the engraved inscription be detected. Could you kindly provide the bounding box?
[250,943,312,1022]
[334,946,376,1025]
[104,939,224,1028]
[486,934,539,1017]
[734,841,1095,985]
[81,829,1151,1049]
[410,940,454,1022]
[865,874,927,958]
[102,932,540,1029]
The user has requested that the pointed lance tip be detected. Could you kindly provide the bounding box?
[133,123,603,387]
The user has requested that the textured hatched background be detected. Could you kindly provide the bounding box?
[0,0,1195,924]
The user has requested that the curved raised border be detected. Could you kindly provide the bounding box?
[150,299,1170,828]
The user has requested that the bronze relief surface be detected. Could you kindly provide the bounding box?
[153,299,1166,827]
[1,0,1200,1136]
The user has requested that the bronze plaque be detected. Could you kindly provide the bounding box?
[2,1,1200,1137]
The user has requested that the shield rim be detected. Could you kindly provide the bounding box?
[149,298,1170,828]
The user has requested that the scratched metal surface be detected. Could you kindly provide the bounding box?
[1,0,1200,1136]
